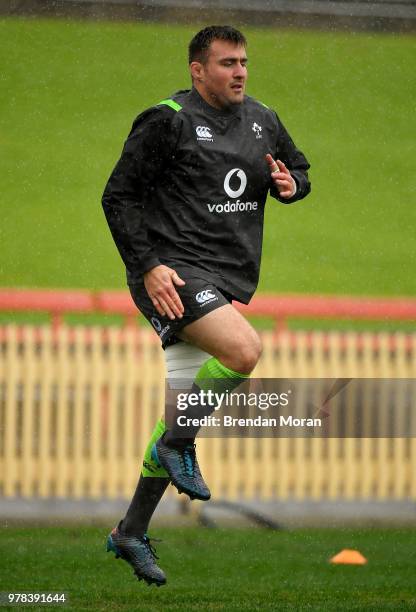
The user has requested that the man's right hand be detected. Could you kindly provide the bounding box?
[144,265,186,320]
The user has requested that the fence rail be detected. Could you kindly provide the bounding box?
[0,290,415,502]
[1,288,416,329]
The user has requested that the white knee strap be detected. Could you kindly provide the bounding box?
[165,342,211,390]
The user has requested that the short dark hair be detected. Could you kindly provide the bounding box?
[188,25,247,64]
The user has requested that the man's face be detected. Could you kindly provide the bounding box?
[193,40,248,109]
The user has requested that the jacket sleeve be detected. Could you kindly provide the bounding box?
[102,106,177,276]
[269,111,311,204]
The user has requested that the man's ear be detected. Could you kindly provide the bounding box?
[190,61,204,82]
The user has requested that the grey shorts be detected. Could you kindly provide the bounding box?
[129,274,233,349]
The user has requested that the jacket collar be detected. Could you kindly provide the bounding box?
[189,87,242,119]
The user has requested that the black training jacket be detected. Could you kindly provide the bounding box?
[102,88,311,303]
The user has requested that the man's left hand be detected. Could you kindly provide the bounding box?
[265,154,296,199]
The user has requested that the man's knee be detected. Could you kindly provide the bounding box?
[221,331,262,374]
[178,305,262,374]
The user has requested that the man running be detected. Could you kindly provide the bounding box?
[102,25,311,586]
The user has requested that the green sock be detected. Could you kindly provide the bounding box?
[121,418,169,538]
[141,418,169,477]
[164,357,249,445]
[196,356,249,392]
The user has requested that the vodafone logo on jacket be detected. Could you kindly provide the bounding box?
[205,168,257,214]
[224,168,247,198]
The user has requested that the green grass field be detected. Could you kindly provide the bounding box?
[1,18,415,296]
[1,526,416,610]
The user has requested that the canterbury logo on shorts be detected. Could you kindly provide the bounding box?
[195,289,218,306]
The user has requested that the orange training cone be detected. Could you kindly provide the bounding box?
[330,549,367,565]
